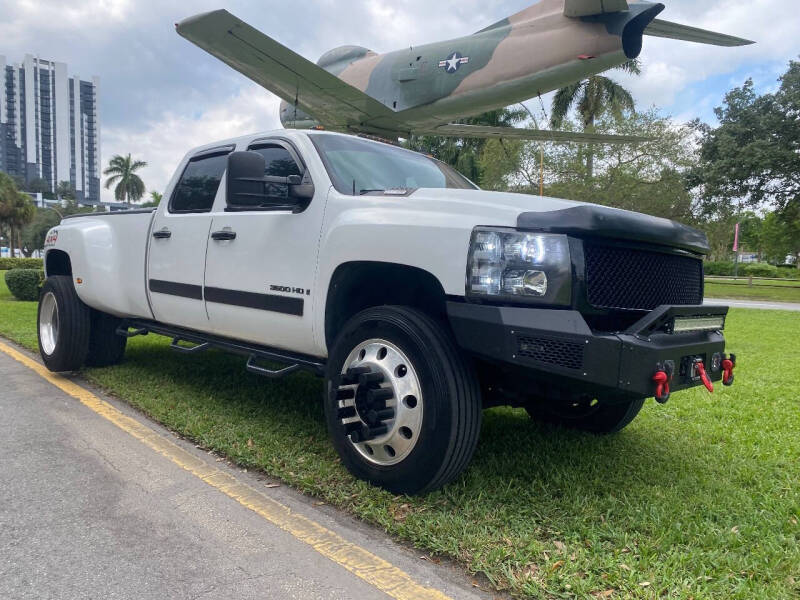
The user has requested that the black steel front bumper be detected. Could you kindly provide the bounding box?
[447,302,730,398]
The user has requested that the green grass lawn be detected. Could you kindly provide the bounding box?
[1,276,798,599]
[704,281,800,303]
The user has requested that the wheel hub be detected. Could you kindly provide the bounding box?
[336,339,423,466]
[39,292,59,356]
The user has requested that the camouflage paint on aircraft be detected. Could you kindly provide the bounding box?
[178,0,753,144]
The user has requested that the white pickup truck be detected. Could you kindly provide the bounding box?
[39,130,736,494]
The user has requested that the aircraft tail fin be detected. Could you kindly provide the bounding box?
[644,19,754,47]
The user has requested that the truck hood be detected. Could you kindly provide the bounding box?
[405,188,585,226]
[408,188,709,255]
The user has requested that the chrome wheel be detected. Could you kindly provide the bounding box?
[336,339,423,466]
[39,292,59,356]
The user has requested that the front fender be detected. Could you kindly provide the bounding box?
[313,197,479,352]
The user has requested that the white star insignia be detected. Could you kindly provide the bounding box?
[446,54,461,72]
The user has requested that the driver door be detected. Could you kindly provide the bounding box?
[203,139,325,356]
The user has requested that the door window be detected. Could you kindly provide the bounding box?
[249,144,302,178]
[170,150,231,213]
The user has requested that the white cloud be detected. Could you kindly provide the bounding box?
[102,85,281,201]
[616,0,798,117]
[2,0,798,202]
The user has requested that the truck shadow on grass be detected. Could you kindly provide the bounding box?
[102,338,715,503]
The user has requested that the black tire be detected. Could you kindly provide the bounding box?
[325,306,481,495]
[37,276,91,372]
[525,396,645,434]
[86,310,127,367]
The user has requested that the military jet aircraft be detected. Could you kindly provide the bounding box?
[176,0,752,144]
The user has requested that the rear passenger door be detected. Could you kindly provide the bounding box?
[147,147,232,331]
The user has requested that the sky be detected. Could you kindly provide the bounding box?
[0,0,797,202]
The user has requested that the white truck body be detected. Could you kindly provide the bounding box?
[46,130,584,358]
[39,129,734,494]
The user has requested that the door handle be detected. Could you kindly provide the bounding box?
[211,230,237,241]
[152,229,172,239]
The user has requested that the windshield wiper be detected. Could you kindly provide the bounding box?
[359,188,413,196]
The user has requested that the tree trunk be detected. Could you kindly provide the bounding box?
[8,224,15,258]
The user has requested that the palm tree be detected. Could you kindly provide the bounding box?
[1,193,35,258]
[550,59,641,180]
[103,154,147,204]
[0,173,35,256]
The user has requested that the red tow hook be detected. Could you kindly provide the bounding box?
[695,360,714,393]
[653,370,671,404]
[722,354,736,387]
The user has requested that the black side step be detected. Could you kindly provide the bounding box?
[116,324,149,338]
[125,318,325,378]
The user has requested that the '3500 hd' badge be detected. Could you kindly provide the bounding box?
[45,230,58,247]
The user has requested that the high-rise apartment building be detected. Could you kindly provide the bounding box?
[0,54,100,203]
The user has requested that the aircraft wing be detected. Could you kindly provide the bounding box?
[428,124,650,144]
[564,0,629,18]
[644,19,754,47]
[175,10,395,130]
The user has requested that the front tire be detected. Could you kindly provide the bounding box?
[525,395,645,434]
[37,276,90,372]
[325,306,481,495]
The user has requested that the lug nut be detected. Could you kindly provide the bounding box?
[341,366,371,385]
[337,406,357,419]
[336,388,355,401]
[366,387,393,403]
[359,371,385,386]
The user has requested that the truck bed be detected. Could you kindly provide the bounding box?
[50,209,157,320]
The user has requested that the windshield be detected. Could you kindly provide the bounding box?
[309,134,478,195]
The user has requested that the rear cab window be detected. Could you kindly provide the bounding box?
[169,147,233,213]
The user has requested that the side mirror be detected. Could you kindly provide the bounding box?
[227,151,271,208]
[226,151,313,210]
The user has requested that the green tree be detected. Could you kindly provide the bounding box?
[0,173,36,257]
[480,109,698,222]
[550,59,641,180]
[56,181,76,201]
[26,177,56,199]
[140,190,162,208]
[20,207,61,256]
[691,59,800,263]
[103,154,147,204]
[404,108,527,184]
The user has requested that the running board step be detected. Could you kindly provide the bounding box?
[170,338,211,354]
[123,318,325,378]
[246,355,301,379]
[116,325,148,338]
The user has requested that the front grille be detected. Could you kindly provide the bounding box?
[517,336,584,370]
[584,244,703,311]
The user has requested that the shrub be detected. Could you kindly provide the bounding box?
[0,257,44,271]
[704,261,735,276]
[740,263,780,278]
[4,269,44,301]
[777,265,799,279]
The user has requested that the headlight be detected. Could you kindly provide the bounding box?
[467,228,572,306]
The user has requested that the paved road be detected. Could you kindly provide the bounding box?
[0,345,489,600]
[705,298,800,312]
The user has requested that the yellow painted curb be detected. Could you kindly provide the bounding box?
[0,340,452,600]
